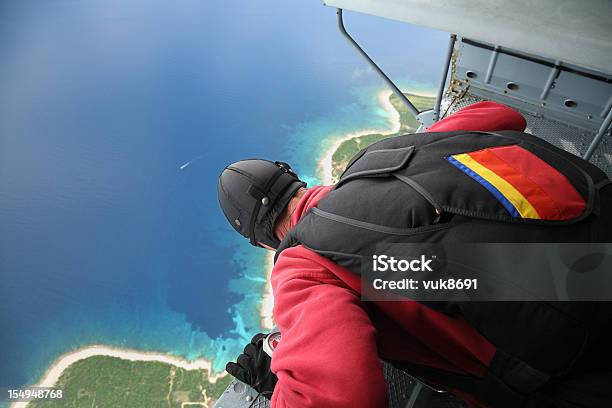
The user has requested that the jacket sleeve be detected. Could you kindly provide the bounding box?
[269,246,387,408]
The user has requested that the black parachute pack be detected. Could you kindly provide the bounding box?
[275,131,612,408]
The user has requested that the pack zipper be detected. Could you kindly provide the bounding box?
[393,173,443,223]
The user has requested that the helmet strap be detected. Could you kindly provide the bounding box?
[246,163,291,246]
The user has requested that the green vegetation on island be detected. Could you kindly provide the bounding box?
[29,356,232,408]
[330,92,435,182]
[390,92,436,132]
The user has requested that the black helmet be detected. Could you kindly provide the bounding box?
[217,159,306,249]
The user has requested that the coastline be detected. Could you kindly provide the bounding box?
[14,87,405,407]
[11,345,227,408]
[318,89,400,185]
[260,252,276,330]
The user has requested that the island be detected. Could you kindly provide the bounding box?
[18,90,435,408]
[15,345,230,408]
[327,91,435,183]
[28,356,231,408]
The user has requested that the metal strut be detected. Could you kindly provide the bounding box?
[584,106,612,160]
[433,34,457,122]
[337,8,420,119]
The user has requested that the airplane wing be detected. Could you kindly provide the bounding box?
[324,0,612,76]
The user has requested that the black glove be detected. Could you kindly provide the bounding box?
[226,333,278,399]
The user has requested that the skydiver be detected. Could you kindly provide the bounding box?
[218,101,612,408]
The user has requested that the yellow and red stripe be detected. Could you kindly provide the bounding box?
[447,145,585,220]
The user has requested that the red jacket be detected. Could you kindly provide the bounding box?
[269,102,527,408]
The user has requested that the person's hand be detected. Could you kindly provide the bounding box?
[226,333,278,399]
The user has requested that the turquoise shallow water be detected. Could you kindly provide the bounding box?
[0,0,445,399]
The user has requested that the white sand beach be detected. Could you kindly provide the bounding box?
[260,251,276,330]
[318,89,401,185]
[11,345,227,408]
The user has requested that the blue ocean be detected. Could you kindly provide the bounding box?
[0,0,446,395]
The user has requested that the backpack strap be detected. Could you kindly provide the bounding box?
[390,350,553,408]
